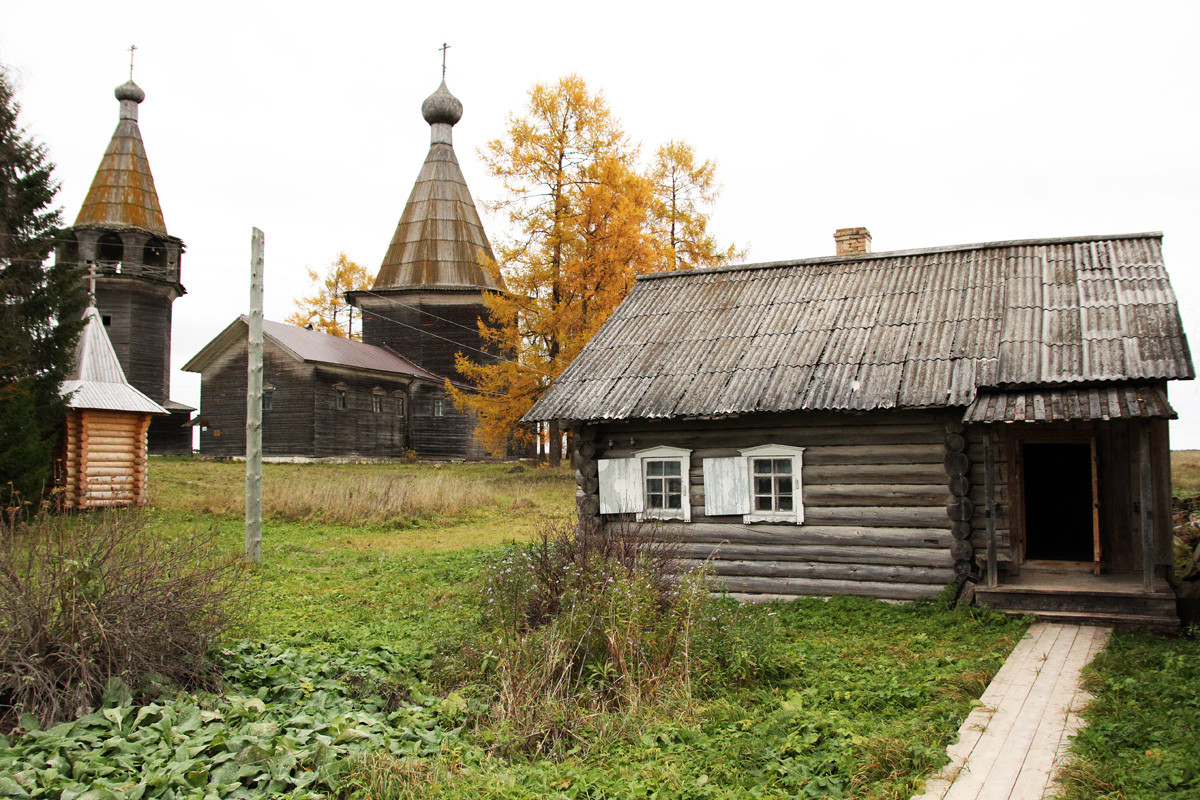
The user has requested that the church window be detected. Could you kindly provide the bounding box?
[433,399,444,416]
[372,392,383,413]
[336,388,347,410]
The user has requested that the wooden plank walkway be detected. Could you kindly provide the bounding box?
[912,622,1110,800]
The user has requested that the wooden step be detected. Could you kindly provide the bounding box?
[976,585,1177,618]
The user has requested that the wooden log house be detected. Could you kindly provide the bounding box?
[526,229,1194,628]
[60,307,168,508]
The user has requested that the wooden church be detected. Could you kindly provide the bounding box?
[184,79,505,460]
[53,79,194,454]
[60,305,168,508]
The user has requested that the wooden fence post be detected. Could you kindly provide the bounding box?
[245,228,264,565]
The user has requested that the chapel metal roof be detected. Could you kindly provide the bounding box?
[526,232,1194,423]
[371,81,503,293]
[182,316,442,381]
[74,80,168,235]
[62,307,169,414]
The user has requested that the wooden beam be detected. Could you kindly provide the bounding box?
[1139,424,1155,591]
[984,428,998,588]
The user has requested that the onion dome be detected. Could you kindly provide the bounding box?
[114,80,145,103]
[421,80,463,126]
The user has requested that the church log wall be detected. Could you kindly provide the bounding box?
[198,340,316,458]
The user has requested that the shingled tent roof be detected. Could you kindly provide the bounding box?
[74,81,168,235]
[372,81,503,293]
[526,232,1193,423]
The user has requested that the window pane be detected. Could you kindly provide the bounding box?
[774,458,792,474]
[647,461,664,476]
[755,476,772,495]
[663,461,681,476]
[754,496,772,511]
[667,491,682,509]
[778,495,793,511]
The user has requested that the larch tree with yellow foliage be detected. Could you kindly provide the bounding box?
[286,252,373,340]
[452,76,740,465]
[651,140,745,270]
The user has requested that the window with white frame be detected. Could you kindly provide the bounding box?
[702,444,805,524]
[597,446,692,521]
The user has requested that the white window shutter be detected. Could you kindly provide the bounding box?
[703,457,750,516]
[598,458,643,515]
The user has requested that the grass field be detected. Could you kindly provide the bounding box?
[1170,450,1200,498]
[3,456,1197,798]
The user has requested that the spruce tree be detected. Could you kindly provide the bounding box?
[0,67,85,503]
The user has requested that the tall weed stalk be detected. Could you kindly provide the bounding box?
[0,509,247,732]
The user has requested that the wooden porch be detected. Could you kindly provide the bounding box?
[974,569,1178,631]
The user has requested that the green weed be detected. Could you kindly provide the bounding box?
[1055,631,1200,799]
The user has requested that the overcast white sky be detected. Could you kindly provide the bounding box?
[5,1,1200,446]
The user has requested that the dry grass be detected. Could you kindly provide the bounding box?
[1171,450,1200,497]
[148,459,571,530]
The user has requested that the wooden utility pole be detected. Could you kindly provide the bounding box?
[245,228,264,564]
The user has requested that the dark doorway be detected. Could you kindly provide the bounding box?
[1023,443,1095,561]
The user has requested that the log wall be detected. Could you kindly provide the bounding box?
[62,409,151,508]
[576,409,959,601]
[408,382,488,460]
[311,368,411,458]
[359,293,498,381]
[198,340,318,458]
[93,279,176,404]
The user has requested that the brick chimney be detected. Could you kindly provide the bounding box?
[834,227,872,256]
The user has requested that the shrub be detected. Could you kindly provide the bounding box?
[0,509,247,732]
[474,518,779,757]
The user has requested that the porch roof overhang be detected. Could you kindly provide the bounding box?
[963,384,1176,424]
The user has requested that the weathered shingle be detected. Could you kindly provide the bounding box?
[527,232,1193,422]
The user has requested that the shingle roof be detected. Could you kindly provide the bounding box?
[182,316,442,381]
[527,232,1193,423]
[62,307,169,414]
[371,81,503,293]
[74,81,168,235]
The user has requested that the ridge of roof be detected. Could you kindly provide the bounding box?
[636,231,1166,282]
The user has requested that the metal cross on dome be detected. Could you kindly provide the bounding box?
[439,42,450,78]
[128,44,137,80]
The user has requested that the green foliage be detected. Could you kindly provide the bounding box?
[0,460,1037,799]
[0,642,460,800]
[1056,631,1200,799]
[0,67,86,501]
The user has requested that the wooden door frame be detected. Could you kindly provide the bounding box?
[1005,424,1101,573]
